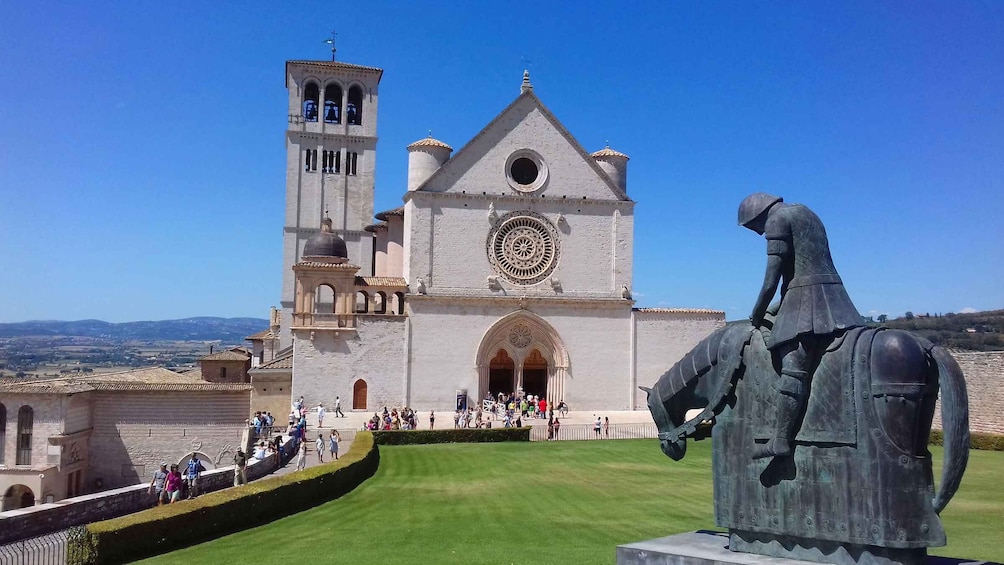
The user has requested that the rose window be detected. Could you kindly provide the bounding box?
[508,323,532,348]
[487,211,560,285]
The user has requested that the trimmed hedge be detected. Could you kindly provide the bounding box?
[372,426,530,445]
[68,433,379,565]
[929,429,1004,451]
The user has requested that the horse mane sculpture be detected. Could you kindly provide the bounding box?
[642,195,970,565]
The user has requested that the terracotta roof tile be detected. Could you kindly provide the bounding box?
[591,147,630,159]
[255,351,293,370]
[634,307,724,315]
[0,367,252,394]
[374,206,405,221]
[407,137,453,151]
[355,276,408,287]
[199,350,251,362]
[286,60,383,73]
[246,328,278,340]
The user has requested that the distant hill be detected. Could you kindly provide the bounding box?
[876,309,1004,351]
[0,317,269,342]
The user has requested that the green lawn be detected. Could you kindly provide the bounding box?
[141,440,1004,565]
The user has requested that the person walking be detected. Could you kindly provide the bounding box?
[166,464,183,503]
[335,396,344,417]
[148,463,169,505]
[329,430,341,461]
[603,416,610,439]
[315,433,325,463]
[317,403,326,428]
[233,448,248,486]
[594,416,602,438]
[185,453,204,499]
[296,439,308,471]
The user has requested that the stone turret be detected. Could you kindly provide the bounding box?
[407,135,452,191]
[591,144,629,193]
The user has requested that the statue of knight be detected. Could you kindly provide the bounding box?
[738,192,865,460]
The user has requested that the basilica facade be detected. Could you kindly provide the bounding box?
[248,58,724,415]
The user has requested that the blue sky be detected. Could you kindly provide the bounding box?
[1,2,1001,323]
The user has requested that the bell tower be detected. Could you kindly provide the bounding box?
[280,58,383,347]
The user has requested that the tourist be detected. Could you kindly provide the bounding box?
[329,430,340,461]
[547,418,554,440]
[454,410,461,429]
[296,438,307,471]
[553,418,561,439]
[185,453,205,499]
[604,416,610,439]
[317,403,326,428]
[429,410,435,429]
[594,416,602,438]
[233,448,248,486]
[557,399,568,417]
[254,441,267,460]
[316,433,325,463]
[539,397,548,419]
[148,463,168,505]
[166,464,183,503]
[334,395,344,418]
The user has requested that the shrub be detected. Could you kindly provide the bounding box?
[68,433,378,565]
[928,430,1004,451]
[372,426,530,445]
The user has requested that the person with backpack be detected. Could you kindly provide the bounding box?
[185,453,205,499]
[233,447,248,486]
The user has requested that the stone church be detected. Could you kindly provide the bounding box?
[248,57,724,416]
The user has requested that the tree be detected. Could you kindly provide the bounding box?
[877,314,888,323]
[905,311,915,320]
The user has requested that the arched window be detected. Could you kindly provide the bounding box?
[16,406,33,466]
[0,403,6,465]
[394,292,405,315]
[314,284,336,314]
[303,82,319,122]
[355,290,370,313]
[323,84,342,124]
[375,292,387,314]
[347,86,363,125]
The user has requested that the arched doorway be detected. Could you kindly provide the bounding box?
[476,312,569,404]
[488,349,515,398]
[522,349,548,399]
[353,379,368,410]
[2,485,35,511]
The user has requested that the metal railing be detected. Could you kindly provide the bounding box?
[0,527,82,565]
[528,422,659,442]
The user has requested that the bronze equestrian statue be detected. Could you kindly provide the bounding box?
[642,194,970,565]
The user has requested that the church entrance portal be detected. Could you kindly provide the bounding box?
[476,313,569,405]
[522,349,548,400]
[488,349,515,399]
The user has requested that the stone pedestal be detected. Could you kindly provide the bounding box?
[616,531,997,565]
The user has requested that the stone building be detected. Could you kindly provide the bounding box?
[251,57,726,414]
[197,347,251,383]
[0,368,250,511]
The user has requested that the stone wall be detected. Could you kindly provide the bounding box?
[87,390,249,490]
[633,310,727,409]
[0,436,292,544]
[292,316,407,413]
[932,350,1004,435]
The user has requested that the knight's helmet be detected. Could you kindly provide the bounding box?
[738,192,783,227]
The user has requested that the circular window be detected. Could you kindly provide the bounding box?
[510,158,538,185]
[487,210,560,285]
[505,150,548,193]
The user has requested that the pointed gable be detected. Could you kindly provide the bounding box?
[416,91,630,202]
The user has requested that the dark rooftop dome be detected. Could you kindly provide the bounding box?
[303,216,348,262]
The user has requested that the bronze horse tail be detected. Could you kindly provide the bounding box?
[929,345,970,513]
